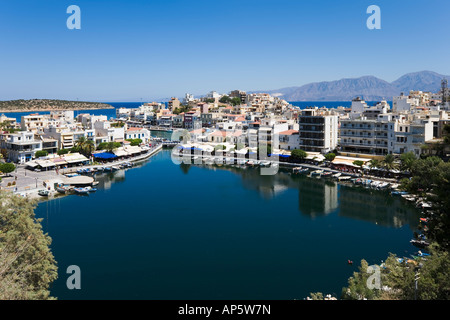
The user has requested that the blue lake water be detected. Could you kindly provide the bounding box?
[35,149,420,300]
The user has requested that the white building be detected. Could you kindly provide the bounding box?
[298,108,338,153]
[0,131,43,163]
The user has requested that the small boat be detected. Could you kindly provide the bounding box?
[38,189,49,196]
[293,167,309,174]
[419,218,428,223]
[74,187,90,194]
[332,173,342,178]
[347,260,353,265]
[410,239,430,248]
[311,170,323,177]
[321,171,333,178]
[377,182,390,190]
[260,161,271,167]
[391,190,408,196]
[56,185,69,194]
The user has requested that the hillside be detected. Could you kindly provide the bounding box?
[255,71,449,101]
[0,99,114,112]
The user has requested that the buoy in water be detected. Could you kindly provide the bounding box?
[348,260,353,265]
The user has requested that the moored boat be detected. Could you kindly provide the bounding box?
[410,239,430,248]
[74,187,90,194]
[38,189,49,196]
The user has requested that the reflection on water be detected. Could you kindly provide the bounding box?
[179,163,419,229]
[77,157,420,231]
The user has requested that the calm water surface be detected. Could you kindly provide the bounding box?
[36,150,420,300]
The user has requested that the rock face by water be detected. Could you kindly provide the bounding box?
[0,99,114,112]
[254,71,449,101]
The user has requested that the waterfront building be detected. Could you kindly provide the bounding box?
[298,107,338,153]
[340,116,390,157]
[389,115,434,157]
[42,126,95,150]
[0,131,43,163]
[125,127,150,144]
[94,121,125,144]
[279,129,300,151]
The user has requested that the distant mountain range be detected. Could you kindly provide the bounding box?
[253,71,449,101]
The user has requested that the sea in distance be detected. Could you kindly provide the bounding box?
[2,101,392,122]
[35,150,421,300]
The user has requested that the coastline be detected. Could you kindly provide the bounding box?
[0,106,115,113]
[1,144,163,203]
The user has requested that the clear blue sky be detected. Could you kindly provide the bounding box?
[0,0,449,101]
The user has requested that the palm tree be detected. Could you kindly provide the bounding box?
[383,154,397,171]
[75,136,87,150]
[83,140,95,156]
[106,142,117,153]
[368,159,380,170]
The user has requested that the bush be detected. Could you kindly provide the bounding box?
[34,150,48,158]
[57,149,69,156]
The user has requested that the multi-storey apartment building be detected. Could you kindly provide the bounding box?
[298,108,338,153]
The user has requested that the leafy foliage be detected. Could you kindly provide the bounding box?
[290,149,307,161]
[0,191,58,299]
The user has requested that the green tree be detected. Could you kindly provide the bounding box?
[34,150,48,158]
[57,149,69,156]
[291,149,307,162]
[324,153,336,162]
[0,162,16,176]
[382,154,397,171]
[368,159,380,170]
[126,138,142,146]
[219,95,231,104]
[105,142,119,153]
[352,160,364,170]
[0,191,58,299]
[83,140,95,156]
[341,245,450,300]
[230,97,241,106]
[399,151,416,172]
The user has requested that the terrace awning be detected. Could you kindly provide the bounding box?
[64,153,90,163]
[93,152,117,160]
[36,160,56,168]
[26,161,39,168]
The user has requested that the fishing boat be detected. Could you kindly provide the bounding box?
[38,189,49,196]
